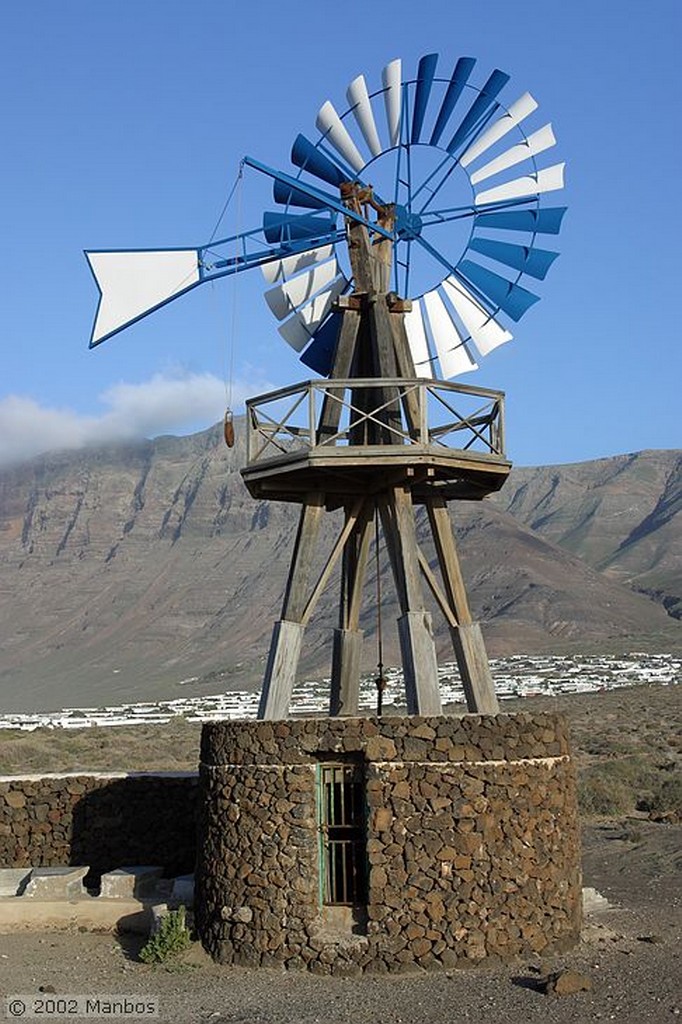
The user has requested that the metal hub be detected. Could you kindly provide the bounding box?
[394,204,423,240]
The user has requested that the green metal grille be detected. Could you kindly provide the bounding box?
[317,763,367,906]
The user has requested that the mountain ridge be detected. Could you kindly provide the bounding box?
[0,426,679,713]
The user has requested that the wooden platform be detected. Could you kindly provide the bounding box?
[240,377,510,506]
[241,443,510,504]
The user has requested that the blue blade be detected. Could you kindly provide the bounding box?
[263,211,335,244]
[299,312,341,375]
[474,207,567,235]
[458,260,540,321]
[468,237,559,280]
[429,57,476,146]
[446,69,510,155]
[291,134,348,187]
[411,53,439,144]
[273,179,327,210]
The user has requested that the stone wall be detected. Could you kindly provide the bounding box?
[0,772,198,879]
[197,714,582,973]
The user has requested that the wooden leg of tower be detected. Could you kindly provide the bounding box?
[258,494,325,720]
[258,620,305,720]
[451,623,498,715]
[426,497,499,715]
[329,504,372,716]
[379,487,442,716]
[330,630,363,716]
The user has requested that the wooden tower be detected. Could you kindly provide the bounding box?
[241,185,511,719]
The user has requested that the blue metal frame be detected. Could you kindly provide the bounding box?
[274,54,566,339]
[86,153,396,348]
[87,53,566,367]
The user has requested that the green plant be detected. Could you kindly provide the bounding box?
[139,906,192,964]
[577,756,660,819]
[642,776,682,819]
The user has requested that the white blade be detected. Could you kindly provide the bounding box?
[316,100,364,172]
[442,276,513,356]
[278,276,348,352]
[382,59,402,148]
[264,259,340,321]
[475,163,565,206]
[261,244,333,285]
[470,124,556,184]
[423,289,478,378]
[88,249,199,344]
[460,92,538,167]
[347,74,383,158]
[404,300,434,377]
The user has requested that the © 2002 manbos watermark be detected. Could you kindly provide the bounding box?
[5,996,159,1018]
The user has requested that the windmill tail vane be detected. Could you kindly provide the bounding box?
[85,52,566,382]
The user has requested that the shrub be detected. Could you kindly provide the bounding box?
[641,776,682,819]
[578,773,632,817]
[139,906,192,964]
[577,756,660,819]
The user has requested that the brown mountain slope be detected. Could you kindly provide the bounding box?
[491,450,681,618]
[0,427,678,713]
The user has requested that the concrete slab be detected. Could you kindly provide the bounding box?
[99,866,163,899]
[0,868,32,897]
[170,874,194,905]
[0,898,152,934]
[23,867,89,900]
[149,903,170,936]
[583,886,612,914]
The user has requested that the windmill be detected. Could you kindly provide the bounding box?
[86,53,566,720]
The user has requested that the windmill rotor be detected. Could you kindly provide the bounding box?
[85,52,565,379]
[267,53,566,379]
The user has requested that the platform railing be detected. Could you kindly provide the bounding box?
[245,378,506,467]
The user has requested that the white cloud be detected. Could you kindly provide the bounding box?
[0,372,269,468]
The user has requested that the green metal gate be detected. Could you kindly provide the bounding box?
[317,762,367,906]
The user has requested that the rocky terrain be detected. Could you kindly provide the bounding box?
[492,449,682,619]
[0,427,679,712]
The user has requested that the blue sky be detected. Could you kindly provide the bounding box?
[0,0,680,468]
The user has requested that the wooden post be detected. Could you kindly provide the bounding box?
[330,629,364,715]
[379,486,442,715]
[258,493,325,720]
[426,496,499,714]
[317,309,361,444]
[257,619,305,720]
[329,503,372,716]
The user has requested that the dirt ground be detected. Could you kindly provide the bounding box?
[0,820,679,1024]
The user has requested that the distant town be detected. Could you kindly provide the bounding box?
[0,653,678,732]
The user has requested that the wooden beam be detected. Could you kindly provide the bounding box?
[416,546,458,628]
[425,496,473,625]
[388,314,421,438]
[317,310,362,444]
[280,493,326,622]
[329,502,373,716]
[379,486,442,714]
[329,628,364,716]
[257,619,304,720]
[346,510,373,630]
[300,497,366,626]
[425,495,498,714]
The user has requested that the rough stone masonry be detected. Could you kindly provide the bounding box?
[196,713,582,973]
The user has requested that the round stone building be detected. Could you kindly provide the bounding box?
[196,713,582,972]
